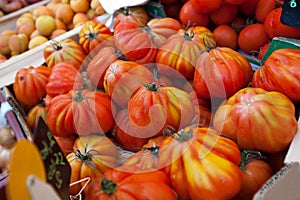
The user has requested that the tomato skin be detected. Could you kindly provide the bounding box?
[213,87,298,153]
[26,102,48,130]
[255,0,276,22]
[158,126,242,200]
[45,62,83,98]
[79,20,113,54]
[128,84,195,138]
[13,65,51,107]
[54,135,77,156]
[46,89,114,137]
[103,60,153,107]
[224,0,246,5]
[234,151,273,200]
[86,46,119,89]
[43,38,86,70]
[113,6,149,30]
[85,168,177,200]
[257,42,270,60]
[252,48,300,103]
[209,2,239,25]
[193,47,253,99]
[114,21,157,65]
[67,135,118,196]
[179,1,210,27]
[238,23,269,55]
[264,7,300,39]
[190,0,223,14]
[213,24,238,49]
[239,0,260,16]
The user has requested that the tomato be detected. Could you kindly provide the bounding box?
[146,17,182,48]
[224,0,246,5]
[54,134,77,156]
[255,0,276,22]
[122,136,165,171]
[13,65,51,107]
[179,1,210,27]
[103,60,153,107]
[45,62,83,98]
[67,135,118,195]
[113,109,150,152]
[213,24,238,49]
[113,6,149,30]
[160,0,179,5]
[114,21,157,65]
[190,0,223,14]
[85,168,177,200]
[46,89,114,137]
[158,126,242,200]
[26,101,47,131]
[128,82,196,138]
[156,26,216,79]
[234,150,273,200]
[238,0,260,17]
[193,47,253,99]
[213,87,298,153]
[238,23,269,55]
[79,20,113,54]
[264,7,300,39]
[86,46,120,89]
[252,48,300,103]
[230,16,246,33]
[257,42,270,60]
[43,38,86,70]
[163,2,182,20]
[209,2,239,25]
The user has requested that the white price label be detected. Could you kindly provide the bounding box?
[99,0,149,14]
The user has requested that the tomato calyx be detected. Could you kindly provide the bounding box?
[84,23,99,40]
[101,179,117,194]
[239,150,267,170]
[73,144,97,171]
[49,40,63,51]
[142,145,160,158]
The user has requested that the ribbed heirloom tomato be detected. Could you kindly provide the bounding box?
[13,65,52,107]
[46,89,114,137]
[158,126,242,200]
[193,46,252,99]
[213,87,298,153]
[67,135,118,196]
[252,48,300,103]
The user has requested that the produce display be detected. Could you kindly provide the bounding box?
[0,0,105,63]
[0,0,42,15]
[1,0,300,199]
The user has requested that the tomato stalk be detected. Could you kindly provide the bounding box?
[142,145,160,158]
[239,150,267,170]
[101,179,117,194]
[50,40,62,51]
[73,145,97,171]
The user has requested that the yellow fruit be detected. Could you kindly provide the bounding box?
[35,15,56,37]
[28,36,48,49]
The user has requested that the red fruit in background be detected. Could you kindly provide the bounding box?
[255,0,276,23]
[264,7,300,39]
[179,1,210,27]
[238,23,269,55]
[239,0,260,17]
[190,0,223,14]
[224,0,246,5]
[209,2,239,25]
[163,2,182,20]
[257,42,270,60]
[160,0,179,5]
[213,24,238,49]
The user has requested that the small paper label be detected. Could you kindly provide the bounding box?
[280,0,300,28]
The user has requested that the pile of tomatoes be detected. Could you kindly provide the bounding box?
[162,0,300,57]
[8,1,300,199]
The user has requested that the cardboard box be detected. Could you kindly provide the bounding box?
[0,0,51,32]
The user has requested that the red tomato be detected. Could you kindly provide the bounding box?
[257,42,270,60]
[255,0,276,22]
[239,0,260,16]
[213,24,238,49]
[26,102,47,130]
[213,87,298,153]
[264,7,300,39]
[224,0,246,5]
[13,65,51,107]
[234,150,273,200]
[163,2,182,20]
[209,2,239,25]
[238,23,269,55]
[231,16,246,33]
[54,135,77,156]
[190,0,223,14]
[179,1,210,27]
